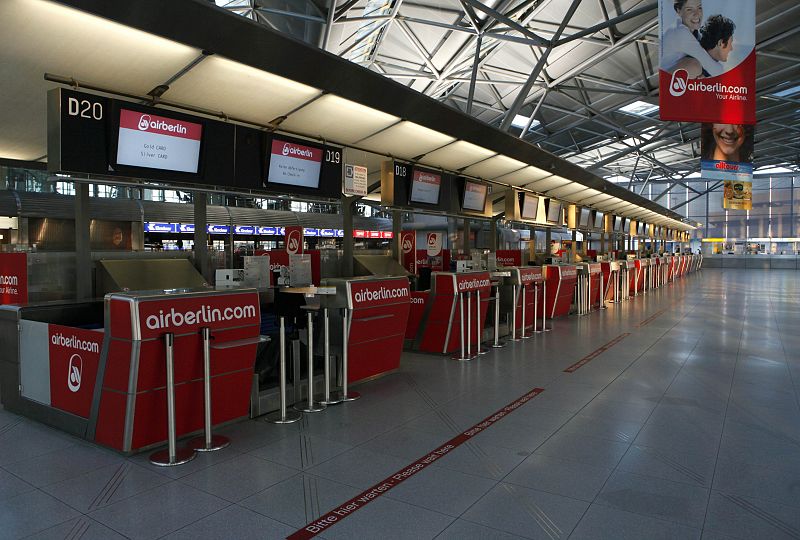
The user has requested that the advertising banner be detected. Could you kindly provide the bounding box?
[659,0,755,124]
[48,325,103,418]
[0,253,27,305]
[723,180,752,210]
[700,123,754,184]
[426,232,443,257]
[285,226,304,255]
[344,164,368,196]
[400,231,416,274]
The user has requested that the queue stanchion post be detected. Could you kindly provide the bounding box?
[266,317,302,424]
[542,280,552,332]
[150,333,196,467]
[599,270,607,310]
[189,327,231,452]
[510,285,520,341]
[319,308,342,405]
[452,292,470,360]
[587,272,593,313]
[294,310,326,413]
[520,285,530,339]
[476,289,488,354]
[466,292,473,357]
[533,282,542,333]
[491,283,505,348]
[340,308,361,401]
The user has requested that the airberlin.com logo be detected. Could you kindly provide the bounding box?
[353,286,409,304]
[669,70,689,97]
[402,238,413,254]
[286,230,302,255]
[136,114,188,135]
[282,143,314,158]
[67,354,82,393]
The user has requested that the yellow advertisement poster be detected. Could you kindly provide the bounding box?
[723,180,752,210]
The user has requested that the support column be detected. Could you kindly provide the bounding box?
[342,195,355,277]
[391,210,402,262]
[545,228,552,257]
[75,182,91,299]
[194,192,209,282]
[461,218,470,255]
[489,219,498,252]
[570,229,577,262]
[600,232,606,255]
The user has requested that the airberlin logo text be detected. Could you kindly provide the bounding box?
[458,278,491,291]
[668,70,748,99]
[137,114,188,134]
[282,143,314,158]
[715,162,740,171]
[145,305,257,330]
[51,333,100,354]
[353,286,409,304]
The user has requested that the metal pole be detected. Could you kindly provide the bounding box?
[189,328,231,451]
[341,309,361,401]
[587,272,592,313]
[466,292,472,357]
[533,282,542,333]
[520,285,529,338]
[150,333,196,466]
[599,269,607,310]
[295,311,326,413]
[453,293,470,360]
[476,289,488,354]
[542,280,551,332]
[510,286,520,341]
[492,284,505,348]
[267,318,302,423]
[320,308,342,405]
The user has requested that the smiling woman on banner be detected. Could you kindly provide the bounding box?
[660,0,725,77]
[701,124,753,163]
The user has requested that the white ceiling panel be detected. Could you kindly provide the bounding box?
[526,176,570,192]
[280,94,400,145]
[419,140,496,170]
[462,154,527,179]
[166,56,322,126]
[493,166,552,186]
[357,121,455,159]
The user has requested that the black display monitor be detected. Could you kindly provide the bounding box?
[613,216,622,231]
[546,199,562,224]
[520,193,539,220]
[579,207,591,228]
[409,168,442,205]
[266,137,323,189]
[594,211,604,230]
[462,180,488,212]
[116,108,203,174]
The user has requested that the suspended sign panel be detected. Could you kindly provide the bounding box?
[658,0,755,124]
[723,181,752,210]
[700,123,754,184]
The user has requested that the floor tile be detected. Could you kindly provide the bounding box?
[617,444,716,487]
[0,467,36,502]
[713,458,800,509]
[0,489,81,538]
[0,421,78,466]
[704,491,800,540]
[89,481,229,539]
[534,432,630,469]
[239,473,360,528]
[180,453,297,502]
[249,432,353,470]
[163,504,293,539]
[432,439,530,480]
[306,447,409,490]
[504,453,613,502]
[595,470,709,527]
[42,461,171,513]
[385,465,495,516]
[569,505,701,540]
[23,516,128,540]
[462,483,588,539]
[436,519,529,540]
[4,443,123,487]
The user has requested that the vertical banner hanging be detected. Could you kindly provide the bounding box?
[285,226,304,255]
[700,123,754,198]
[722,180,752,210]
[400,231,416,274]
[659,0,755,124]
[426,232,443,257]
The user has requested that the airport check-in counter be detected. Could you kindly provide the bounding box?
[499,266,544,335]
[414,271,491,354]
[543,265,577,318]
[635,259,649,293]
[575,263,602,314]
[321,276,411,383]
[0,289,261,454]
[601,261,621,303]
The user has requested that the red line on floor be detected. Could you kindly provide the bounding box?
[563,333,631,373]
[636,308,668,328]
[286,386,546,540]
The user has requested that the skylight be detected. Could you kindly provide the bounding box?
[618,101,659,116]
[770,85,800,98]
[511,114,540,130]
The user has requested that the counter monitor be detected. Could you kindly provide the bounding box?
[266,138,323,189]
[116,109,203,173]
[521,193,539,220]
[410,168,442,205]
[462,180,488,212]
[546,199,562,224]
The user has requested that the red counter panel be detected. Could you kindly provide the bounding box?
[543,265,577,318]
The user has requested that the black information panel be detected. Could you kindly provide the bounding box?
[263,134,343,199]
[391,161,452,212]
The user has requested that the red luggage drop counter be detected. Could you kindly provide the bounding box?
[667,256,675,282]
[624,260,637,296]
[600,261,620,302]
[587,263,602,307]
[415,271,492,354]
[95,290,261,453]
[543,265,577,318]
[635,259,648,292]
[337,277,411,383]
[513,266,544,332]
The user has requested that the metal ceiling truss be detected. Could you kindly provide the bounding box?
[218,0,800,211]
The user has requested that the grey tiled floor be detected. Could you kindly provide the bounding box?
[2,269,800,539]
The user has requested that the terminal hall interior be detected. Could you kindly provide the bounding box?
[0,0,799,539]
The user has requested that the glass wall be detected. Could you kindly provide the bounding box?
[641,175,800,255]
